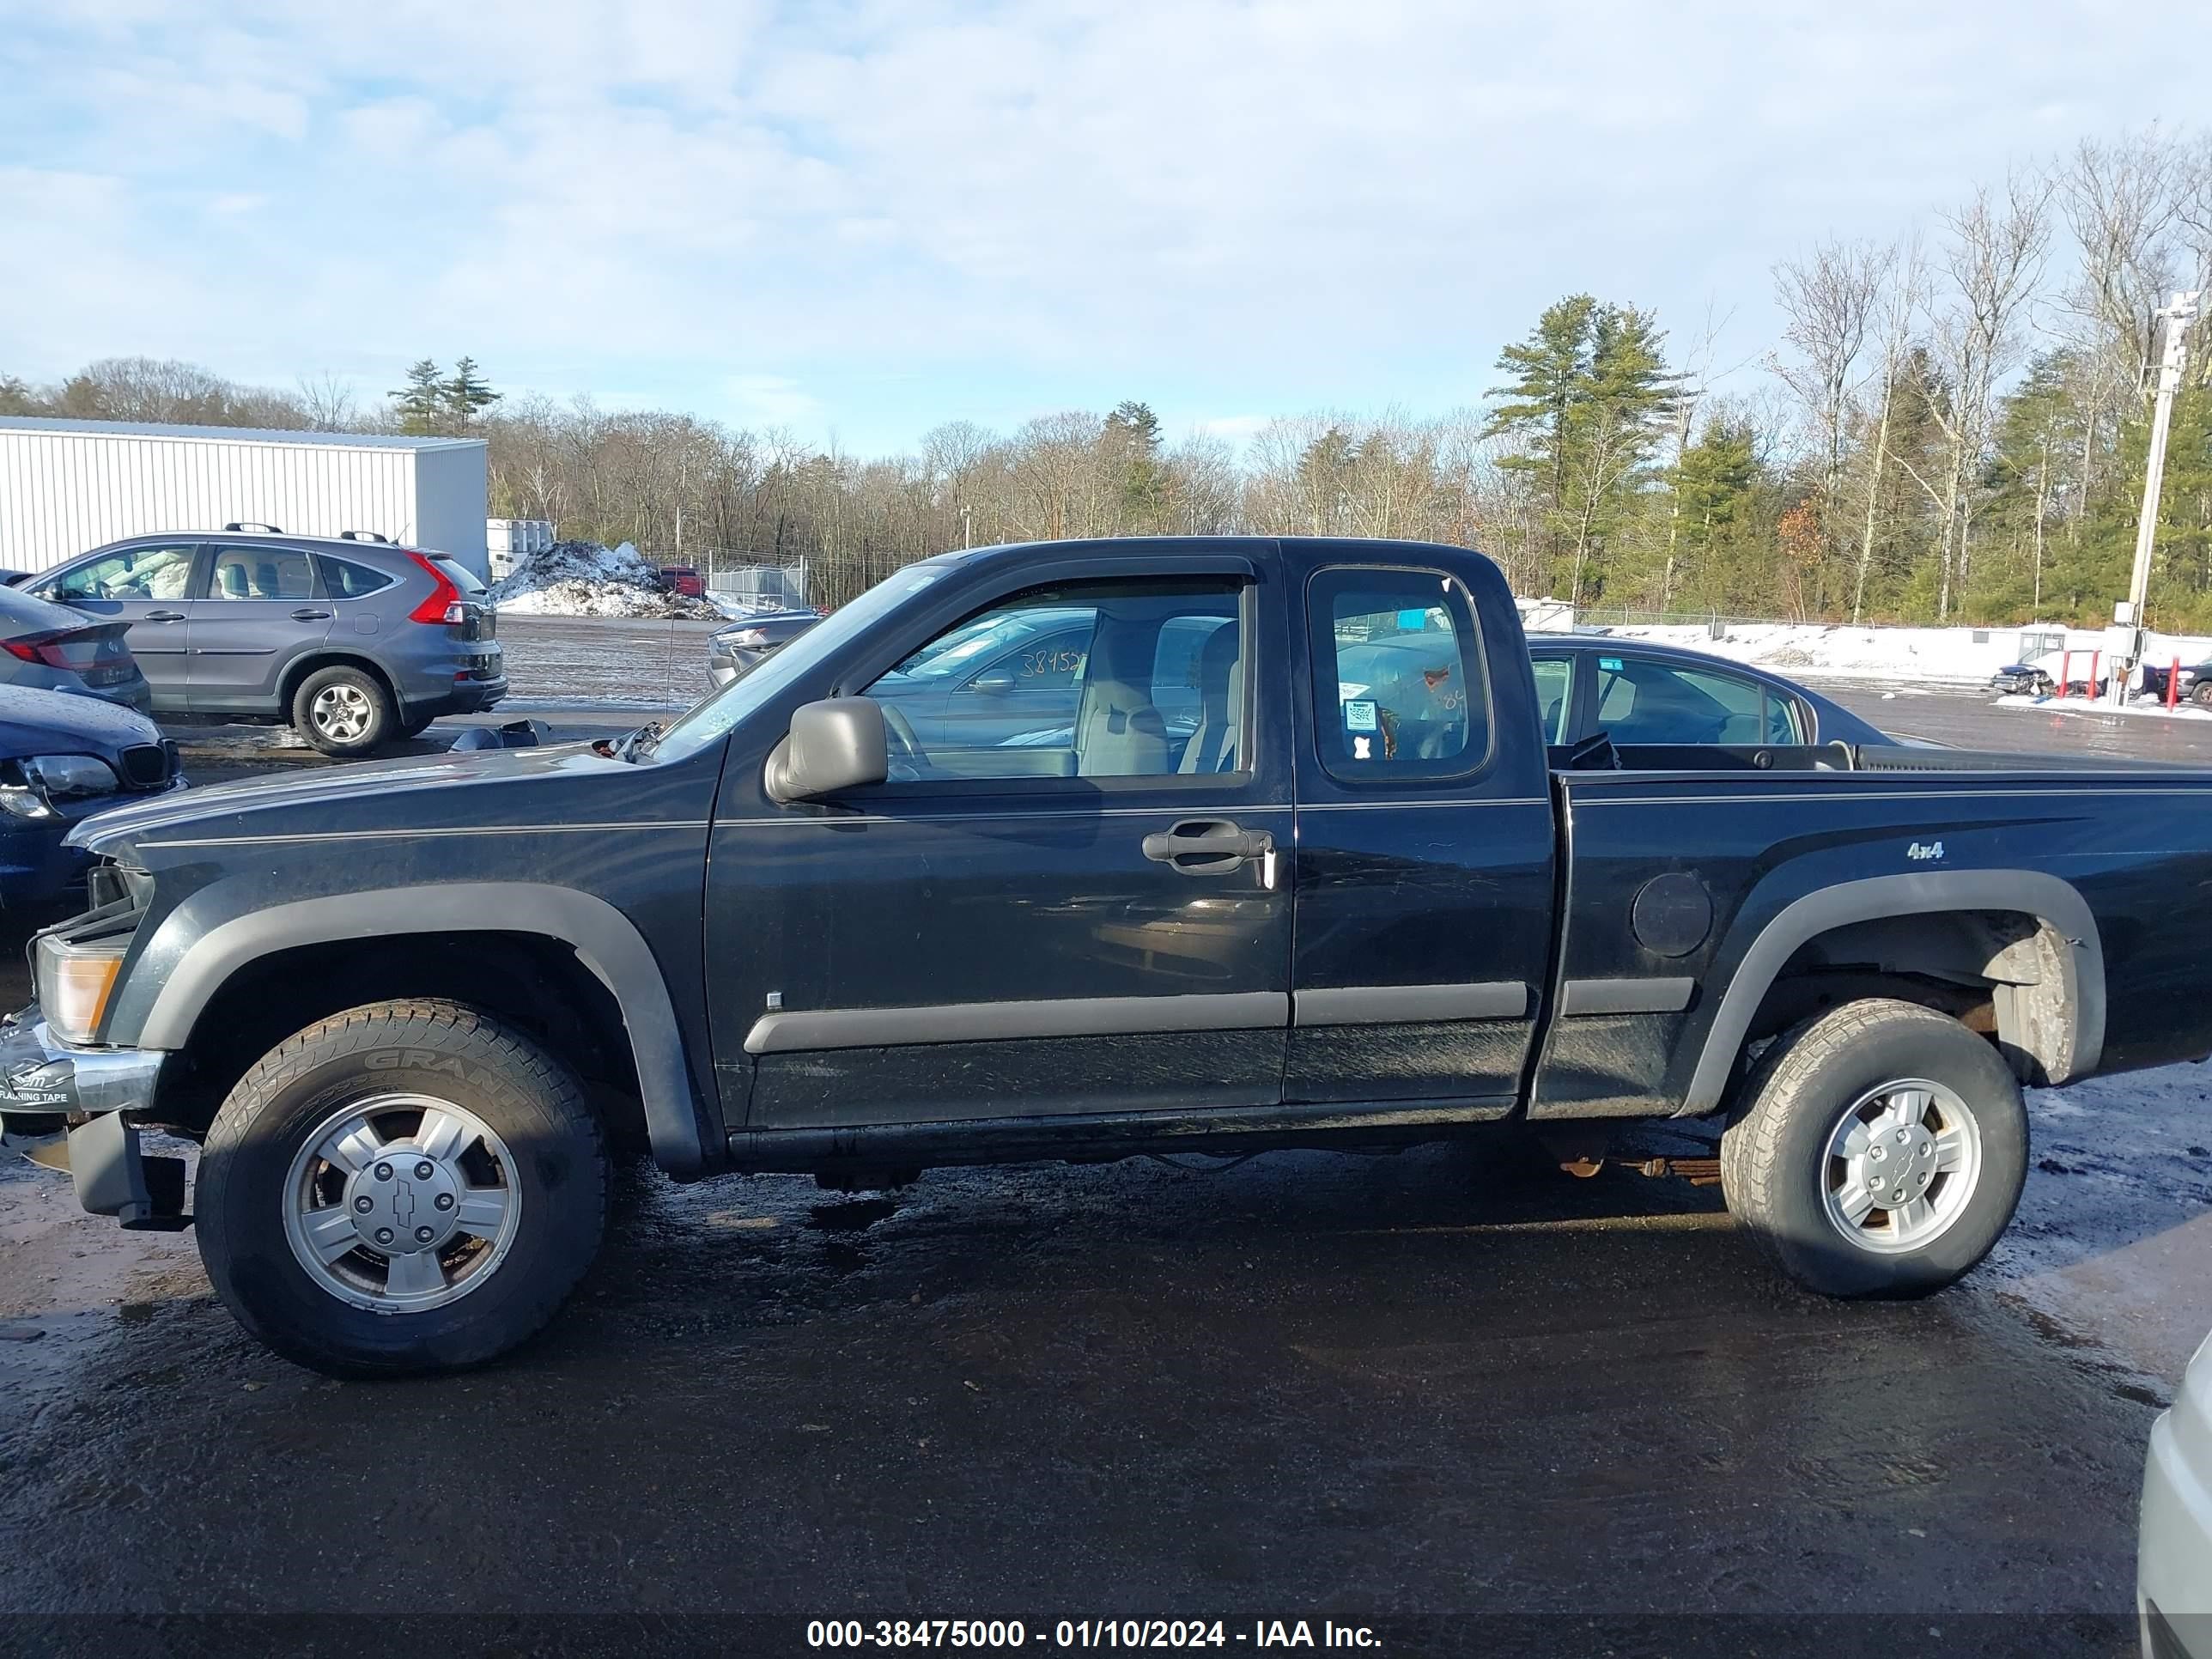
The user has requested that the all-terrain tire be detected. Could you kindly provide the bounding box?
[196,1000,608,1378]
[1718,998,2027,1299]
[293,664,394,756]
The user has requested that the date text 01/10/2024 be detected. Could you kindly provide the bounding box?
[803,1619,1382,1648]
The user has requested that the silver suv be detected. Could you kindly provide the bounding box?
[26,526,505,755]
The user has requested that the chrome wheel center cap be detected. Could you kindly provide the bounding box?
[343,1146,463,1254]
[1856,1122,1938,1206]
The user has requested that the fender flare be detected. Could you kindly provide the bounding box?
[136,883,718,1178]
[1681,869,2105,1114]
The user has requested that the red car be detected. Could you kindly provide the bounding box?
[658,565,704,599]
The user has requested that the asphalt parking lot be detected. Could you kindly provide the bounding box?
[0,637,2194,1655]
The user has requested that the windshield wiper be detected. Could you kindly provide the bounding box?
[611,721,665,763]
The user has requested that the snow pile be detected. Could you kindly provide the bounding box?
[489,541,720,620]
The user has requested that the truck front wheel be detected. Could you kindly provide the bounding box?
[1718,998,2027,1298]
[196,1000,608,1377]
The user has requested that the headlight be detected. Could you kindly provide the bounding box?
[35,933,125,1043]
[24,755,120,799]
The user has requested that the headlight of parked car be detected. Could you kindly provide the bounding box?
[0,754,121,817]
[34,931,127,1042]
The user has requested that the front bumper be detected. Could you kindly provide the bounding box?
[2142,1340,2212,1657]
[0,1006,183,1228]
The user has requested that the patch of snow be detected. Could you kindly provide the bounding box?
[1994,692,2212,722]
[489,540,721,621]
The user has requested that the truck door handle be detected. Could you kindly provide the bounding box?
[142,611,185,623]
[1141,819,1273,877]
[289,608,332,621]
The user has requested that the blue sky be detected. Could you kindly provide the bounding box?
[1,1,2205,453]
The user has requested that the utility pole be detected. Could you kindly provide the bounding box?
[2112,289,2201,703]
[960,502,973,550]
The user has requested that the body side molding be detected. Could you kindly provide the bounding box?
[135,883,717,1179]
[745,991,1288,1055]
[1681,869,2105,1115]
[1560,977,1696,1016]
[1293,982,1529,1026]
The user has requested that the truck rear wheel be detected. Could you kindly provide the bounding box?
[1718,999,2027,1298]
[196,1000,607,1377]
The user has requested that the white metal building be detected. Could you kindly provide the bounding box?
[0,416,491,578]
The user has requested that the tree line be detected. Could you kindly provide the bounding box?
[7,125,2212,625]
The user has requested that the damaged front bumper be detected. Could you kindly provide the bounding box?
[0,1005,184,1229]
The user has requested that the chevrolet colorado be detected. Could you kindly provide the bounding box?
[3,536,2203,1376]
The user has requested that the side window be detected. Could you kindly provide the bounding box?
[46,545,198,603]
[1529,655,1574,743]
[865,579,1244,781]
[1308,567,1490,782]
[1595,657,1784,746]
[318,556,398,599]
[206,545,316,601]
[967,626,1088,695]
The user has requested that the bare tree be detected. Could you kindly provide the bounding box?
[1914,175,2051,618]
[1849,241,1926,623]
[1774,240,1888,570]
[295,372,357,432]
[2055,132,2185,514]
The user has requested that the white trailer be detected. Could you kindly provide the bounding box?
[0,416,491,579]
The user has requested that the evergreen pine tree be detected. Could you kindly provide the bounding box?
[392,359,447,434]
[444,356,501,424]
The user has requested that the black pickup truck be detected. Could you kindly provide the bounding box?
[3,536,2205,1376]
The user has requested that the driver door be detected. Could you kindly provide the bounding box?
[34,543,205,698]
[709,562,1293,1131]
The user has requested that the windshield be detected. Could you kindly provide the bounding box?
[651,561,955,762]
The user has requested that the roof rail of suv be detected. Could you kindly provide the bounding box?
[223,521,283,533]
[337,530,393,544]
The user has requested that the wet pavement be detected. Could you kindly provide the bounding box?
[0,1143,2158,1651]
[0,665,2192,1655]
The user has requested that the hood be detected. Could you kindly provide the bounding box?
[65,738,609,856]
[0,682,161,756]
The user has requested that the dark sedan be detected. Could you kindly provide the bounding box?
[0,684,183,908]
[705,609,825,687]
[1522,635,1901,747]
[0,582,153,712]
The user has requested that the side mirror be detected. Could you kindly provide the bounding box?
[765,697,890,804]
[969,669,1018,696]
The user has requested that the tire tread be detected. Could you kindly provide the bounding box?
[199,999,607,1377]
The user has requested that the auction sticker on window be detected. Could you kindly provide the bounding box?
[1342,700,1377,732]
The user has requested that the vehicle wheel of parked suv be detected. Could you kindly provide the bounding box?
[1717,998,2027,1299]
[294,664,393,756]
[2192,681,2212,709]
[196,1000,608,1378]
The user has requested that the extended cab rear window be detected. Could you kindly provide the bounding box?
[1307,567,1492,784]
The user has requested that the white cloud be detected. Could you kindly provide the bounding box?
[725,374,820,428]
[1192,415,1270,442]
[0,1,2208,447]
